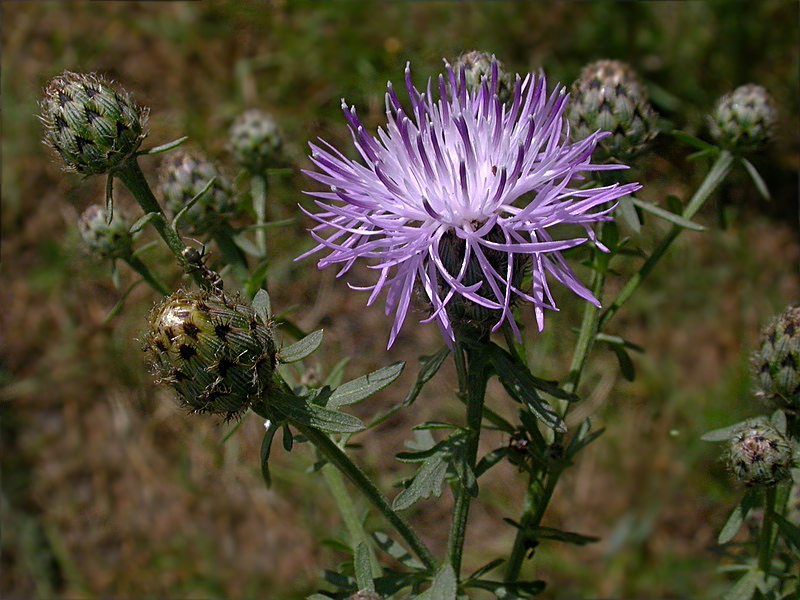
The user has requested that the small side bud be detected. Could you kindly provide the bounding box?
[78,204,133,260]
[453,50,515,104]
[40,71,148,175]
[157,149,237,235]
[708,84,776,152]
[143,288,277,419]
[566,59,658,161]
[753,305,800,414]
[229,109,283,173]
[727,422,792,487]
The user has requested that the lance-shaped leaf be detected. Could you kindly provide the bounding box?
[486,343,565,432]
[252,288,272,322]
[392,450,449,511]
[280,329,323,363]
[272,392,364,434]
[259,420,280,487]
[328,362,405,409]
[416,564,457,600]
[719,488,759,544]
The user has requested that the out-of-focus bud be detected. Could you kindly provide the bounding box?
[144,288,277,419]
[753,305,800,414]
[229,109,283,173]
[727,421,792,487]
[453,50,515,104]
[157,149,237,235]
[40,71,148,175]
[708,84,777,152]
[78,204,133,259]
[348,591,383,600]
[566,59,658,161]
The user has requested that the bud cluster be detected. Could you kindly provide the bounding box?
[453,50,515,104]
[229,109,283,173]
[40,71,148,174]
[753,305,800,414]
[708,84,776,152]
[144,289,277,419]
[727,422,793,487]
[157,149,238,235]
[566,59,658,161]
[78,204,133,260]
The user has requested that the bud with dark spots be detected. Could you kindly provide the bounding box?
[708,84,777,152]
[229,109,283,173]
[753,305,800,414]
[566,59,658,161]
[40,71,148,175]
[727,422,792,487]
[78,204,133,260]
[144,289,277,419]
[157,149,237,235]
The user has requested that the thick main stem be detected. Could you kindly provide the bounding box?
[446,341,489,576]
[116,159,208,289]
[757,486,777,575]
[295,422,438,573]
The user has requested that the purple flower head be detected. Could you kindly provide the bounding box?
[300,60,641,347]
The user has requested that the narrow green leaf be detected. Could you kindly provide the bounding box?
[565,418,605,458]
[260,422,279,487]
[719,489,759,544]
[475,448,508,478]
[172,177,216,230]
[273,394,364,434]
[722,568,763,600]
[672,130,717,151]
[280,329,324,363]
[627,195,706,231]
[773,512,800,552]
[487,344,565,432]
[392,452,449,511]
[739,157,771,200]
[129,211,162,235]
[609,343,636,381]
[450,436,478,497]
[329,362,405,408]
[138,136,188,156]
[232,232,264,258]
[372,532,424,569]
[615,195,641,233]
[528,526,599,546]
[466,558,505,582]
[417,563,457,600]
[701,419,755,442]
[251,289,272,322]
[354,542,375,592]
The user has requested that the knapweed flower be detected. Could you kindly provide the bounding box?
[708,84,777,152]
[753,304,800,414]
[727,421,792,487]
[78,204,133,260]
[300,61,641,346]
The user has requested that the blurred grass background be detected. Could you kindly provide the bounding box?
[2,1,799,598]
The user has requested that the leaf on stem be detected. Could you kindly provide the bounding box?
[328,362,405,409]
[354,542,376,593]
[252,288,272,322]
[486,343,566,432]
[627,195,706,231]
[718,488,760,544]
[280,329,324,363]
[416,563,457,600]
[138,136,188,156]
[739,157,771,200]
[273,392,364,434]
[260,420,280,487]
[372,532,425,570]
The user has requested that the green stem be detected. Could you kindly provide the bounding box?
[251,173,269,257]
[504,469,559,583]
[757,486,777,575]
[115,159,207,289]
[446,340,490,576]
[124,254,171,296]
[598,150,734,331]
[321,463,381,578]
[294,422,438,573]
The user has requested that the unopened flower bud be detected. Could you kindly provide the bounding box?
[708,84,776,151]
[78,204,133,259]
[144,289,277,418]
[566,59,658,161]
[753,305,800,414]
[157,149,237,235]
[229,109,283,173]
[727,422,792,487]
[40,71,148,175]
[453,50,515,104]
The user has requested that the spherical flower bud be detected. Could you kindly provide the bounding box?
[453,50,515,104]
[727,422,793,487]
[143,289,277,418]
[753,305,800,414]
[157,149,237,235]
[78,204,133,259]
[708,84,776,152]
[40,71,148,175]
[229,109,283,173]
[566,59,658,161]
